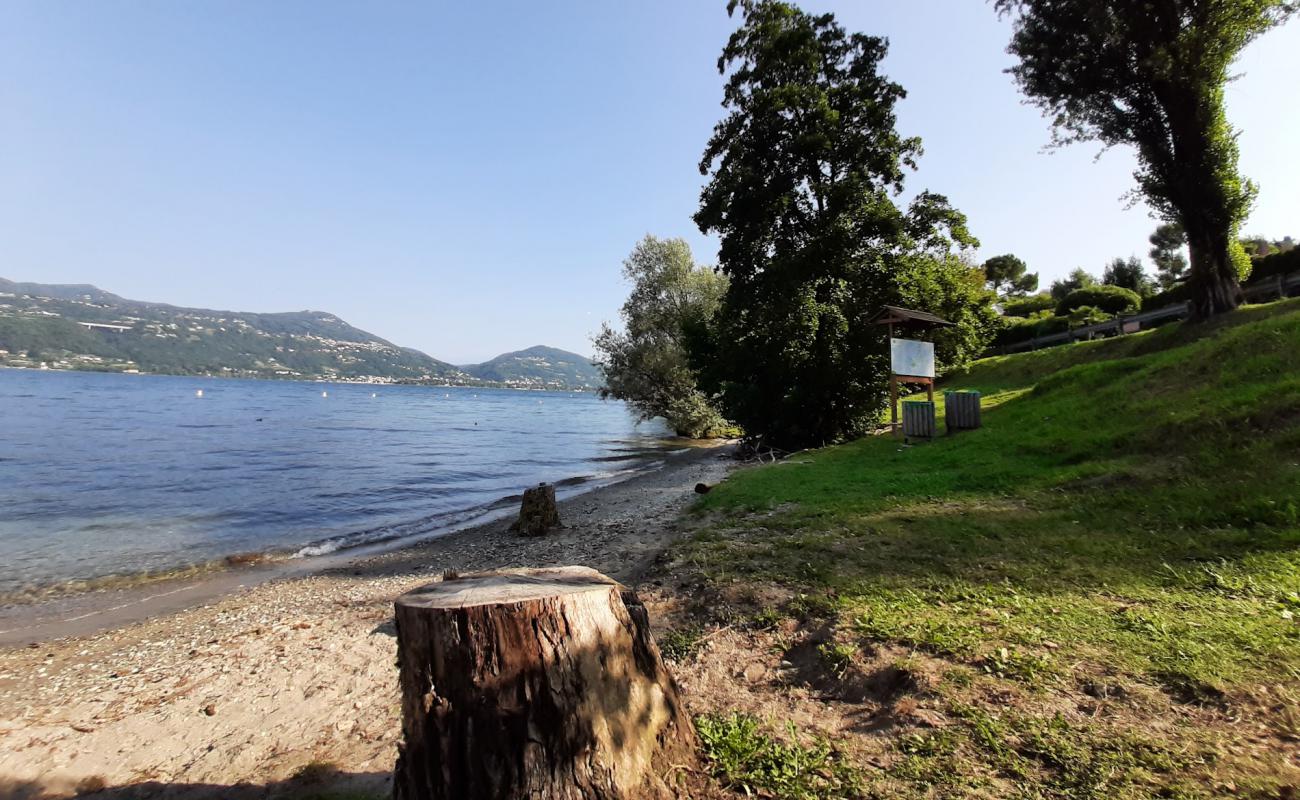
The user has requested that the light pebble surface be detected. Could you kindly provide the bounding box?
[0,443,735,800]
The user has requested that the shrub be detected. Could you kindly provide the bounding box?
[1142,282,1191,312]
[993,314,1070,347]
[1250,247,1300,283]
[1001,292,1055,317]
[1068,305,1111,327]
[1056,285,1141,316]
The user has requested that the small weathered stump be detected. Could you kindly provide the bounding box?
[393,567,697,800]
[511,482,560,536]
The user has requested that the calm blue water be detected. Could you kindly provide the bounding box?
[0,369,673,596]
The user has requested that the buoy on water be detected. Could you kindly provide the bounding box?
[322,390,328,398]
[195,389,203,398]
[371,392,378,398]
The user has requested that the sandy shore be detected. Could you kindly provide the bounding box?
[0,443,735,800]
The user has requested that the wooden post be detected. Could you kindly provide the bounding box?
[392,567,697,800]
[890,374,900,435]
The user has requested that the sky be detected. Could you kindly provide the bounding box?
[2,2,1296,363]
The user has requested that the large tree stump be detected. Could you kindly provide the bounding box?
[392,567,697,800]
[511,482,561,536]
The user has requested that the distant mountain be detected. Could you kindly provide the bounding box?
[0,278,467,382]
[0,279,602,389]
[462,345,603,390]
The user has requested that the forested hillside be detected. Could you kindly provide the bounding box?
[461,345,601,389]
[0,280,599,387]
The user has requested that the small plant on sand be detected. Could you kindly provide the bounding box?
[659,624,707,662]
[696,712,863,799]
[788,592,839,621]
[817,641,856,679]
[750,606,784,630]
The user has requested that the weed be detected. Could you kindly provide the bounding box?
[659,624,707,662]
[696,712,863,799]
[817,641,856,679]
[980,646,1056,686]
[788,592,839,621]
[750,606,784,630]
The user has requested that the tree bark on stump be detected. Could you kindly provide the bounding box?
[392,567,697,800]
[511,482,561,536]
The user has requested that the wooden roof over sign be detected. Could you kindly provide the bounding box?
[870,305,954,327]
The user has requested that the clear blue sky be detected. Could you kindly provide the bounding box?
[2,2,1296,363]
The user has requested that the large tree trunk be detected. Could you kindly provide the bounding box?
[1185,226,1243,321]
[392,567,697,800]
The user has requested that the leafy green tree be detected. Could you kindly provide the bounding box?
[693,0,996,450]
[1103,256,1156,297]
[1049,268,1097,302]
[995,0,1296,320]
[983,253,1039,297]
[1149,222,1189,290]
[593,236,731,438]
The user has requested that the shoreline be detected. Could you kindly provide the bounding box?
[0,440,735,798]
[0,441,730,648]
[0,362,601,391]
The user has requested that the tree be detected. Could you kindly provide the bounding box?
[1102,256,1156,297]
[693,0,996,450]
[593,236,731,439]
[1049,267,1097,302]
[995,0,1297,320]
[983,253,1039,296]
[1149,222,1189,290]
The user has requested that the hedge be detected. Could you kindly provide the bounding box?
[1001,292,1055,317]
[1056,284,1142,316]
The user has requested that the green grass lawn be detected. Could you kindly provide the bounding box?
[680,299,1300,798]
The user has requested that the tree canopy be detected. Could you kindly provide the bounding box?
[593,236,731,438]
[694,0,995,450]
[1149,222,1189,290]
[1103,256,1156,297]
[996,0,1296,320]
[983,254,1039,297]
[1049,267,1097,302]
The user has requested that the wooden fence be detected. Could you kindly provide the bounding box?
[996,271,1300,355]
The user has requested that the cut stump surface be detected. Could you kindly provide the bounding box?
[393,566,697,800]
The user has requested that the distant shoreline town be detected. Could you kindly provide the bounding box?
[0,277,604,391]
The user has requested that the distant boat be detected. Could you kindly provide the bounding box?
[195,389,203,398]
[321,390,328,398]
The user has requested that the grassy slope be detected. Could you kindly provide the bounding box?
[679,299,1300,798]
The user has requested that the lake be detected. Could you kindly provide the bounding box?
[0,369,673,597]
